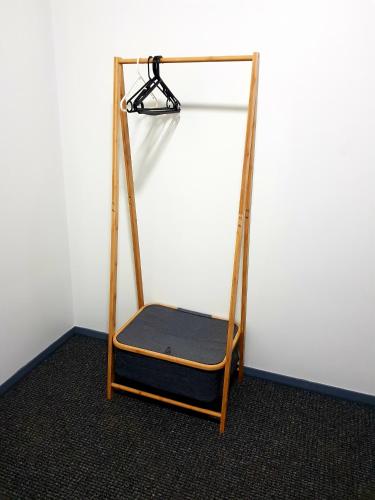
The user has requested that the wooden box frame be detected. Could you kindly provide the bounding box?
[107,54,259,433]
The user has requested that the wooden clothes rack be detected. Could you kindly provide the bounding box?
[107,54,259,433]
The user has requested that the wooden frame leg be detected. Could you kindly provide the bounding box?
[107,58,121,400]
[238,53,259,383]
[118,66,144,309]
[238,211,249,383]
[220,215,244,433]
[220,53,259,432]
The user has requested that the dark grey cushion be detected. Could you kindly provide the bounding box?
[116,304,238,365]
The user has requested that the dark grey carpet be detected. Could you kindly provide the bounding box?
[1,335,374,500]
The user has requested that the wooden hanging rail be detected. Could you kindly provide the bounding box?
[119,55,253,65]
[107,53,260,434]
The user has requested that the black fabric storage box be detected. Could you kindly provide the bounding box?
[114,304,239,403]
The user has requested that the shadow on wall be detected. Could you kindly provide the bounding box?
[182,103,248,112]
[133,114,180,191]
[131,102,246,191]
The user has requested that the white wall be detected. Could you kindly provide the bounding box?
[0,0,73,384]
[51,0,375,395]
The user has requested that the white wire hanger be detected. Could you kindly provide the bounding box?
[120,57,159,112]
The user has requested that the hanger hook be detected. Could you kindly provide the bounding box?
[136,57,142,78]
[152,55,162,79]
[147,56,153,80]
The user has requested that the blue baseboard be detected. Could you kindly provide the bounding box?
[75,328,375,407]
[73,326,107,341]
[1,325,374,408]
[0,327,75,396]
[244,367,375,406]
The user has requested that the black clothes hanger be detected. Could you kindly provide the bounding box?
[126,56,181,116]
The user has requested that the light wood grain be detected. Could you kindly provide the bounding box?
[112,382,221,418]
[107,53,260,433]
[107,58,121,400]
[239,53,260,382]
[119,55,253,65]
[220,52,260,433]
[119,67,144,308]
